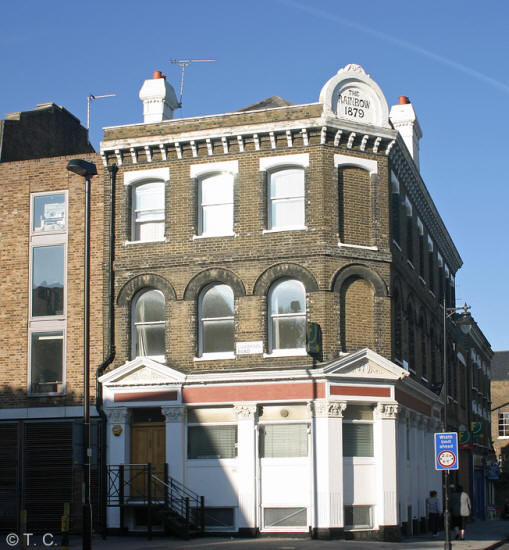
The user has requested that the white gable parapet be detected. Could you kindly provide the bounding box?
[319,64,391,128]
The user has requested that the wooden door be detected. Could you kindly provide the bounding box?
[130,423,165,500]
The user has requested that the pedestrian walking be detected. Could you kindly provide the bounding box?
[450,485,472,540]
[426,490,441,536]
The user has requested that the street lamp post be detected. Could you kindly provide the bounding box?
[442,299,472,550]
[66,159,97,550]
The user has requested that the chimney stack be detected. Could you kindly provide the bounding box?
[139,70,180,123]
[389,96,422,170]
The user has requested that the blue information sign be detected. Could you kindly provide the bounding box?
[434,432,459,471]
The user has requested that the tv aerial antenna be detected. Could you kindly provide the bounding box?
[87,93,116,130]
[170,59,216,107]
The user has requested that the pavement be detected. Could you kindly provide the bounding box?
[1,519,508,550]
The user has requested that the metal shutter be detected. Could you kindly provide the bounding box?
[0,423,19,533]
[23,422,73,533]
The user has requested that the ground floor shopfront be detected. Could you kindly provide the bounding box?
[99,349,442,540]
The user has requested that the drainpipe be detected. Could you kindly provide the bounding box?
[96,163,118,537]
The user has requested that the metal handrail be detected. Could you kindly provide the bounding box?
[152,474,201,504]
[106,464,205,535]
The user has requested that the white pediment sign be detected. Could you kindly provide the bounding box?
[98,357,185,387]
[319,64,390,128]
[324,348,410,381]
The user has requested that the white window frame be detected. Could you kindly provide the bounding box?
[266,279,307,357]
[30,190,68,236]
[29,241,67,321]
[131,289,166,362]
[499,412,509,438]
[191,161,238,239]
[29,191,68,396]
[196,172,235,238]
[28,326,66,396]
[259,421,310,458]
[266,167,306,232]
[131,180,165,242]
[186,422,238,461]
[197,283,235,360]
[124,168,169,244]
[260,154,309,233]
[344,505,374,530]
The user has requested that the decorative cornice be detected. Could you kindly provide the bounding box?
[101,119,396,169]
[390,138,462,273]
[309,400,347,418]
[105,407,129,423]
[233,404,258,419]
[161,406,185,422]
[375,402,399,419]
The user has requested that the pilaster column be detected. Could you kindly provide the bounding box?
[415,415,426,522]
[233,403,258,536]
[407,411,419,528]
[397,407,410,527]
[374,402,399,530]
[162,406,186,484]
[310,399,347,539]
[104,407,129,529]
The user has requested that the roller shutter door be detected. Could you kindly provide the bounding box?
[23,422,73,532]
[0,423,19,533]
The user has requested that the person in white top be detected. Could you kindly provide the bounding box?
[450,485,472,540]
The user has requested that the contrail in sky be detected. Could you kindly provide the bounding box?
[278,0,509,94]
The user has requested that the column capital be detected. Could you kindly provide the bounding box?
[233,403,258,420]
[309,400,347,418]
[162,405,186,422]
[375,402,399,419]
[105,406,129,423]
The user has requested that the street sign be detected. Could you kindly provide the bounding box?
[434,432,459,471]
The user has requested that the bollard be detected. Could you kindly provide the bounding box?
[20,510,27,550]
[61,503,70,550]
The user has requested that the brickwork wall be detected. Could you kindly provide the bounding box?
[106,139,393,374]
[0,153,104,408]
[340,277,374,352]
[492,379,509,459]
[339,167,372,246]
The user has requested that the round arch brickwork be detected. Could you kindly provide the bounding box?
[117,273,176,306]
[331,264,388,297]
[253,263,319,296]
[183,268,246,301]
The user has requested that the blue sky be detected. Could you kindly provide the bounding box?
[1,0,507,350]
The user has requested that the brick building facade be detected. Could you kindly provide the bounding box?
[0,104,104,532]
[97,65,493,538]
[0,64,494,539]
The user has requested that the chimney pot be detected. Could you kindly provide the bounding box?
[398,96,410,105]
[153,70,163,79]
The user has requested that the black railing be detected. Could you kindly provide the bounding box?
[107,464,204,538]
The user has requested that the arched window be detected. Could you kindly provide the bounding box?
[430,327,437,383]
[269,279,306,353]
[419,314,427,379]
[198,173,234,236]
[394,290,402,362]
[199,284,234,355]
[132,289,165,360]
[268,168,305,230]
[132,181,165,241]
[407,303,415,372]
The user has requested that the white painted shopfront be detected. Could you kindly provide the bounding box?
[99,349,442,537]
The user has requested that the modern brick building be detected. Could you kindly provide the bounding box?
[0,104,104,533]
[96,64,493,539]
